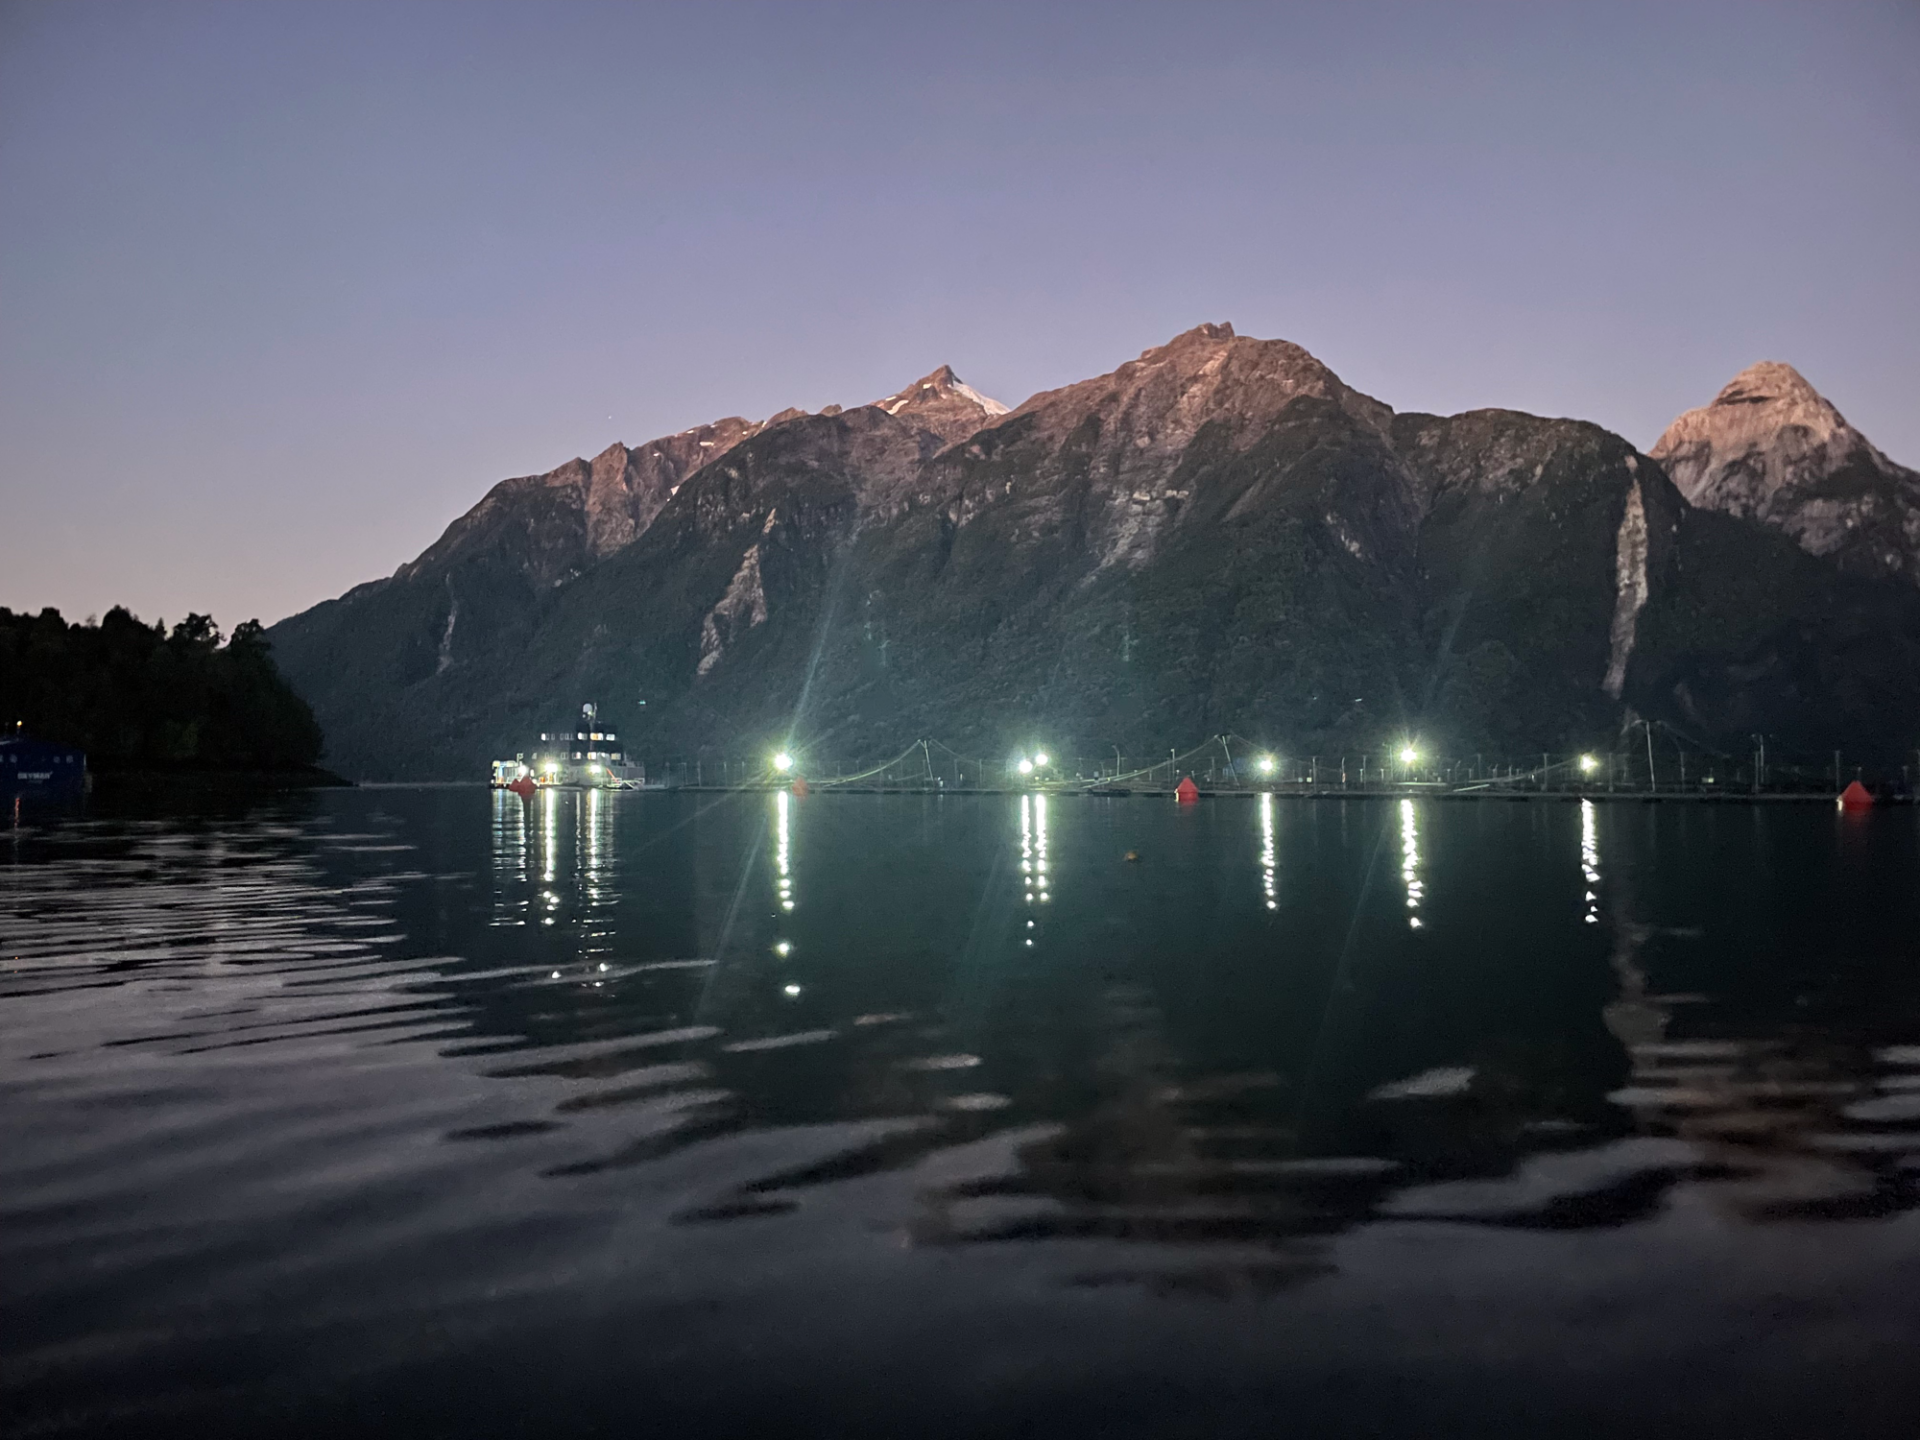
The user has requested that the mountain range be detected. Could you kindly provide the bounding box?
[266,325,1920,780]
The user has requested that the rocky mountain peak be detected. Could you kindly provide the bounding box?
[866,365,1010,445]
[928,324,1409,577]
[1653,363,1919,584]
[1009,323,1393,452]
[1150,321,1236,354]
[1652,362,1870,505]
[1713,360,1828,411]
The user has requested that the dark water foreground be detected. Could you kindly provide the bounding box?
[4,790,1919,1438]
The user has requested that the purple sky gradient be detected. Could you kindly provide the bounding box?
[2,0,1915,627]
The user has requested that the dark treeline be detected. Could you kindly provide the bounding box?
[0,607,323,771]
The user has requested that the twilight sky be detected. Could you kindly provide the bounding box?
[2,1,1915,628]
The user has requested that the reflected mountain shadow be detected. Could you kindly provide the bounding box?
[646,800,1920,1281]
[10,787,1920,1329]
[1599,915,1920,1224]
[41,790,1902,1265]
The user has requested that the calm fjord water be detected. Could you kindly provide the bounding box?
[5,789,1920,1438]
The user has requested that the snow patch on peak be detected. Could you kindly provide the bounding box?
[951,377,1009,417]
[865,366,1009,443]
[874,366,1007,418]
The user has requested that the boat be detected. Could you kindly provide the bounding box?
[491,704,645,789]
[1,729,88,799]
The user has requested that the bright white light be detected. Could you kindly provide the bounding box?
[1399,746,1418,765]
[783,983,801,997]
[772,751,793,772]
[1017,758,1034,775]
[1257,755,1276,774]
[774,941,792,957]
[1579,754,1598,774]
[542,761,559,774]
[598,962,608,971]
[550,970,560,979]
[1033,751,1049,767]
[588,764,601,774]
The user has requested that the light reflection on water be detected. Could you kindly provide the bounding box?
[1582,797,1602,925]
[1018,792,1050,908]
[774,787,794,913]
[1259,792,1277,910]
[4,791,1920,1435]
[1399,797,1422,928]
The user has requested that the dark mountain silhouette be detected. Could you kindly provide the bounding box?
[267,327,1920,779]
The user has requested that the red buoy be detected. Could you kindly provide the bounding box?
[791,776,810,797]
[1175,776,1200,804]
[507,775,537,802]
[1839,780,1874,810]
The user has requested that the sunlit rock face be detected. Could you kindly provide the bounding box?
[1652,362,1920,586]
[268,328,1920,779]
[865,364,1008,447]
[932,323,1411,574]
[398,415,766,591]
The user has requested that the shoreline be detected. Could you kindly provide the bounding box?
[473,783,1910,805]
